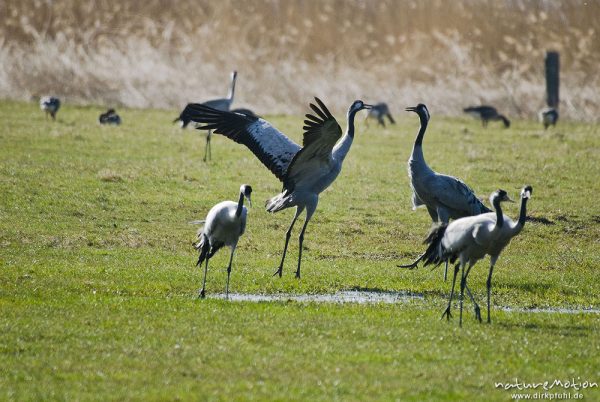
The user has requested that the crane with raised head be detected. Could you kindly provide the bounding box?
[400,103,491,280]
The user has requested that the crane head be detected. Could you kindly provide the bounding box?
[521,185,533,199]
[490,189,514,207]
[405,104,430,122]
[349,100,372,114]
[240,184,252,207]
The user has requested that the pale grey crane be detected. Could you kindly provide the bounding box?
[418,186,532,326]
[181,98,372,278]
[539,107,558,130]
[99,108,121,125]
[194,184,252,299]
[400,103,491,280]
[40,96,61,121]
[480,185,532,323]
[418,189,513,326]
[174,70,238,161]
[365,102,395,127]
[463,105,510,128]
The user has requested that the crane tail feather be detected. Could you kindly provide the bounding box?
[194,233,210,266]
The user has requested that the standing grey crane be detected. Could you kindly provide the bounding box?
[365,102,395,127]
[40,96,61,121]
[539,107,558,130]
[174,70,238,161]
[181,98,372,278]
[400,104,491,280]
[463,105,510,128]
[418,186,532,326]
[194,184,252,299]
[480,185,532,323]
[99,108,122,125]
[418,189,513,326]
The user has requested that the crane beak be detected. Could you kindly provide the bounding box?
[506,196,516,203]
[405,106,417,112]
[245,195,252,208]
[363,104,373,110]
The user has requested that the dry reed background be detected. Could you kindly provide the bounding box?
[1,0,598,120]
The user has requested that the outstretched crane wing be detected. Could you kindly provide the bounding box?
[284,97,342,189]
[181,104,301,181]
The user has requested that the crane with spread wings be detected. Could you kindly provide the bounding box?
[181,98,372,278]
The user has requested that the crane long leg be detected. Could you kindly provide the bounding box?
[444,260,449,282]
[441,263,460,321]
[295,205,316,279]
[464,284,482,323]
[459,262,466,327]
[225,246,236,300]
[208,131,212,161]
[486,261,496,324]
[461,262,482,322]
[273,206,304,277]
[203,130,212,162]
[199,256,210,299]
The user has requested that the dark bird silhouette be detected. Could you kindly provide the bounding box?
[464,105,510,128]
[40,96,61,121]
[539,107,558,130]
[99,109,121,125]
[365,102,395,127]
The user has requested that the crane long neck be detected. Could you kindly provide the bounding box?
[414,116,428,147]
[228,75,236,102]
[333,109,358,161]
[235,191,245,217]
[410,115,429,165]
[492,197,505,230]
[518,197,529,226]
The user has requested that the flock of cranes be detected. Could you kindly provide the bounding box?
[38,70,543,326]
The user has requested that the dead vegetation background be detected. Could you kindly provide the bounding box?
[1,0,598,120]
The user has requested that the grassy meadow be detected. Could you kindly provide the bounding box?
[1,100,599,400]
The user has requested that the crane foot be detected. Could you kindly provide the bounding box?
[441,306,452,321]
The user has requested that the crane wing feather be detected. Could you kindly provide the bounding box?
[432,175,491,216]
[181,104,301,181]
[284,97,342,189]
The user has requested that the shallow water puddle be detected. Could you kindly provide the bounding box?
[499,306,600,314]
[209,290,424,304]
[209,290,600,314]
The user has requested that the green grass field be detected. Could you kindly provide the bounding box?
[1,100,599,400]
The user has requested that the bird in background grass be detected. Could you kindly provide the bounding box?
[539,107,558,130]
[463,105,510,128]
[193,184,252,299]
[181,97,372,279]
[99,108,121,125]
[399,103,491,280]
[416,186,532,326]
[40,96,61,121]
[174,70,238,161]
[365,102,395,127]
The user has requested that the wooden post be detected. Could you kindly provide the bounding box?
[545,51,559,108]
